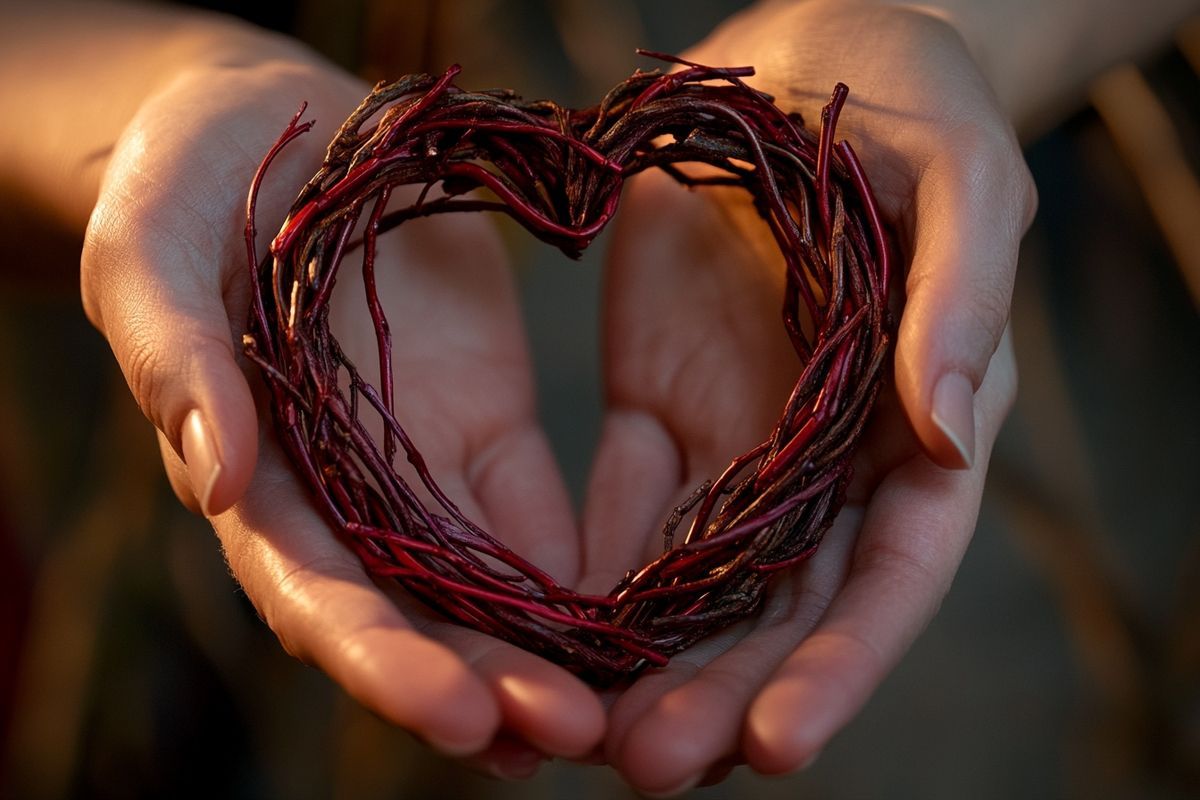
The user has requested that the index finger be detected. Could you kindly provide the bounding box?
[215,441,502,757]
[894,130,1035,469]
[743,328,1017,774]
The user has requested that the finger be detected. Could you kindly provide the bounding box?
[218,445,501,756]
[326,205,603,755]
[605,510,859,794]
[894,136,1035,469]
[459,732,547,781]
[403,446,602,754]
[744,332,1016,773]
[82,188,258,518]
[329,458,603,759]
[742,464,970,773]
[585,168,795,584]
[434,435,606,758]
[433,625,604,759]
[467,422,579,584]
[365,466,599,760]
[579,409,683,592]
[156,428,199,513]
[80,63,359,518]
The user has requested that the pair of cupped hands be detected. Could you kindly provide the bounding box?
[79,2,1034,794]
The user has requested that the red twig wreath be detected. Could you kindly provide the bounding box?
[243,53,893,685]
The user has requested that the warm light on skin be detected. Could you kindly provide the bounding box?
[218,473,505,757]
[495,671,605,757]
[0,1,317,230]
[3,0,1188,790]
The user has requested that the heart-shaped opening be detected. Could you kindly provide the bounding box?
[244,54,891,685]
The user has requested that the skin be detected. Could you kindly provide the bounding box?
[86,60,608,770]
[4,1,604,774]
[2,0,1196,791]
[581,5,1031,791]
[584,1,1196,791]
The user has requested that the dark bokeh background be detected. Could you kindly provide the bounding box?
[1,2,1198,798]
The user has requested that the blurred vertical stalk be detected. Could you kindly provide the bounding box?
[3,379,158,799]
[549,0,646,95]
[1089,53,1200,307]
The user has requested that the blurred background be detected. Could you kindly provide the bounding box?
[1,1,1198,798]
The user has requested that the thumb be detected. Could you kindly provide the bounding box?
[894,142,1036,468]
[82,198,258,517]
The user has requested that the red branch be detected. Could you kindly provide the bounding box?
[243,57,893,685]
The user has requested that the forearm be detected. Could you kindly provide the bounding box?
[898,0,1200,136]
[0,1,321,230]
[749,0,1198,135]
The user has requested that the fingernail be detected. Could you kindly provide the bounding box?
[181,409,222,515]
[930,372,975,469]
[641,772,703,798]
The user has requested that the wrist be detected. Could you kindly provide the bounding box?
[871,0,1046,130]
[0,4,337,230]
[881,0,1200,137]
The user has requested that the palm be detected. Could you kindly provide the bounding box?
[88,6,1031,783]
[90,67,604,767]
[582,171,798,582]
[580,3,1028,791]
[222,205,604,765]
[580,168,918,781]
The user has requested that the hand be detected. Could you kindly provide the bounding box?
[81,58,603,773]
[580,1,1034,792]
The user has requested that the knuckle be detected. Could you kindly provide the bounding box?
[978,142,1037,236]
[967,132,1024,199]
[927,119,1034,245]
[123,331,169,429]
[261,552,364,666]
[222,536,311,662]
[969,275,1014,338]
[258,598,312,664]
[941,119,1027,200]
[79,195,130,333]
[858,540,949,617]
[957,279,1013,384]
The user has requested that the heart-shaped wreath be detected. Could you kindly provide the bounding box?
[243,53,892,686]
